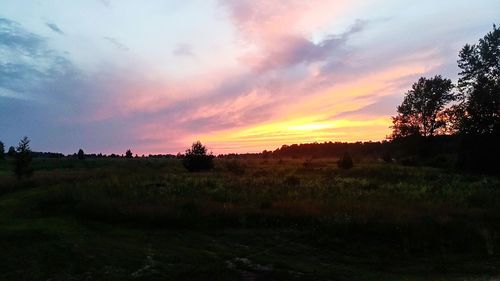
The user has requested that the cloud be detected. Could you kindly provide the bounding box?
[0,18,75,100]
[103,36,129,51]
[2,2,495,154]
[98,0,110,7]
[0,18,46,57]
[45,22,64,35]
[173,43,195,57]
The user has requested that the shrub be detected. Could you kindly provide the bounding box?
[182,141,214,172]
[77,149,85,160]
[337,152,354,169]
[125,149,133,158]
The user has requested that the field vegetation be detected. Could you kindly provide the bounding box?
[0,156,499,280]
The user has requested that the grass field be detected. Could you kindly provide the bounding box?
[0,157,499,280]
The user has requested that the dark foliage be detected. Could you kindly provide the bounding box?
[271,141,384,159]
[125,149,133,158]
[455,25,500,173]
[14,136,33,179]
[337,152,354,169]
[457,134,500,174]
[0,141,4,160]
[77,149,85,160]
[457,25,500,135]
[7,146,16,157]
[391,76,455,138]
[182,141,214,172]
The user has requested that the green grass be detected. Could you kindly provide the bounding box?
[0,157,499,280]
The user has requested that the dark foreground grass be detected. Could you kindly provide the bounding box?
[0,157,499,280]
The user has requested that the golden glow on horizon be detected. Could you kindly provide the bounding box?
[198,116,392,153]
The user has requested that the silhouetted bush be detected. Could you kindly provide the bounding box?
[337,152,354,169]
[14,137,33,179]
[125,149,133,158]
[182,141,214,172]
[77,149,85,160]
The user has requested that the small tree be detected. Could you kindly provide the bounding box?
[0,141,4,160]
[182,141,214,172]
[8,146,16,157]
[125,149,133,158]
[77,149,85,160]
[14,136,33,179]
[337,152,354,170]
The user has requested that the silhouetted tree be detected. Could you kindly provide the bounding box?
[337,152,354,169]
[14,136,33,179]
[8,146,16,157]
[182,141,214,172]
[457,24,500,135]
[77,149,85,160]
[125,149,133,158]
[391,76,455,138]
[0,141,4,160]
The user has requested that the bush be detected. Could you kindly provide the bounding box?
[182,141,214,172]
[337,152,354,169]
[77,149,85,160]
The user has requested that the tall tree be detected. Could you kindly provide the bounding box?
[14,136,33,179]
[0,141,4,160]
[457,24,500,135]
[391,76,455,138]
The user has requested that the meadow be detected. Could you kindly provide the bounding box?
[0,157,499,280]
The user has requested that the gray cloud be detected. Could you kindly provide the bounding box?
[45,22,64,35]
[0,18,75,100]
[173,43,195,57]
[0,18,46,57]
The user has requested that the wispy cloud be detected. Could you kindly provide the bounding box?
[45,22,64,35]
[103,36,129,51]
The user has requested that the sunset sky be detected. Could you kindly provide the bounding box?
[1,0,499,154]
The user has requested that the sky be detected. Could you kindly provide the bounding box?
[0,0,499,154]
